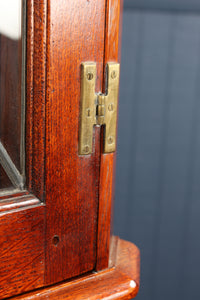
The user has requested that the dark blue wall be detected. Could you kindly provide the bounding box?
[124,0,200,12]
[114,1,200,299]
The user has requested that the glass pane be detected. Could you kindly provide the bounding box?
[0,0,25,192]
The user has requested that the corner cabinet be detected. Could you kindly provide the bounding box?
[0,0,140,299]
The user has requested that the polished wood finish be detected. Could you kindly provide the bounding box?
[45,0,105,285]
[11,238,140,300]
[0,205,45,298]
[0,1,47,297]
[0,192,40,213]
[97,0,124,271]
[26,0,47,200]
[0,0,140,299]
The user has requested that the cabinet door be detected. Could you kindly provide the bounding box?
[0,0,122,298]
[44,0,106,285]
[0,2,46,298]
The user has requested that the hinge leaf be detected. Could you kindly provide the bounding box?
[103,62,120,153]
[79,62,120,155]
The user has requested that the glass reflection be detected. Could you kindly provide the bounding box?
[0,0,25,192]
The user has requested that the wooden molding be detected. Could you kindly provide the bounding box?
[0,192,40,213]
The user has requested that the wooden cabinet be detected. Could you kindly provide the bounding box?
[0,1,140,299]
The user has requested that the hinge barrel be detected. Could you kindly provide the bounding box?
[97,94,105,125]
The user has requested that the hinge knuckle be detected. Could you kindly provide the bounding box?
[79,62,120,155]
[97,94,105,125]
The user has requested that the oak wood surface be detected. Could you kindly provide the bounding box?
[10,238,140,300]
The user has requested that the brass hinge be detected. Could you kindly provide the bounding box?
[79,62,120,155]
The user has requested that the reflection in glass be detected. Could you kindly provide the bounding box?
[0,0,25,192]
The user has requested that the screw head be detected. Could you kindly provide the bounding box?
[84,145,90,153]
[87,72,94,80]
[111,70,117,79]
[108,103,114,111]
[108,136,114,144]
[86,108,91,117]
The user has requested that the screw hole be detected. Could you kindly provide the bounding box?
[52,235,60,246]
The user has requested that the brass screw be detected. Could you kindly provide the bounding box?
[86,108,91,117]
[108,136,114,144]
[111,70,117,79]
[108,103,114,111]
[87,72,94,80]
[84,145,90,153]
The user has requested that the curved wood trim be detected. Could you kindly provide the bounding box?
[11,238,140,300]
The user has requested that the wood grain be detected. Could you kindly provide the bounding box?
[11,238,140,300]
[0,205,45,299]
[0,2,139,299]
[45,0,105,284]
[97,0,124,271]
[26,0,47,200]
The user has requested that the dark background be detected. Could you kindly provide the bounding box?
[114,0,200,299]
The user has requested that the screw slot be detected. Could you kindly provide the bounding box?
[108,103,114,111]
[111,70,117,79]
[84,145,90,153]
[86,108,91,117]
[87,72,94,80]
[108,136,114,144]
[52,235,60,246]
